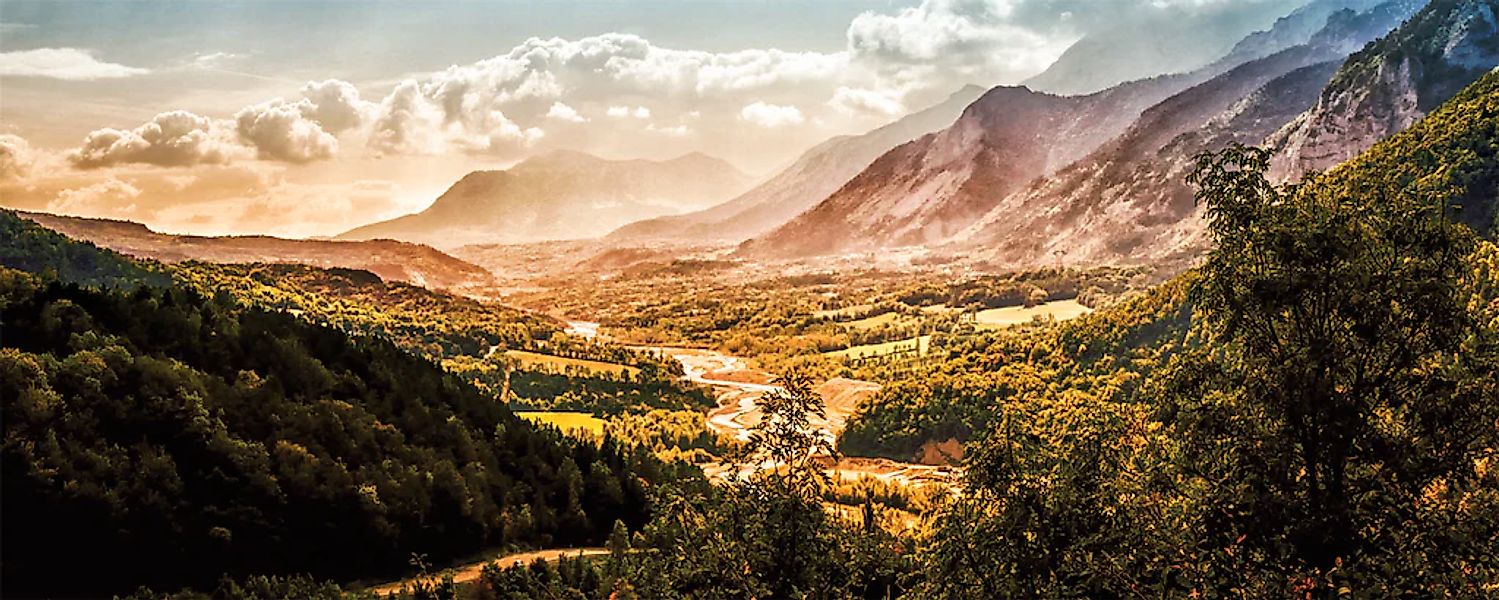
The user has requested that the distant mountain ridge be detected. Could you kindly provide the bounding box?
[19,211,496,291]
[338,150,753,249]
[604,85,987,246]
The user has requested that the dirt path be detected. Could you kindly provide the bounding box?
[368,547,608,595]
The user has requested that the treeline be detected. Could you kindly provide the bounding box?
[175,263,552,360]
[0,256,684,596]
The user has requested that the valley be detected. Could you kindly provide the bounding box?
[3,1,1498,598]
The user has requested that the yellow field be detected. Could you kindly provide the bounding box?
[824,335,931,360]
[516,411,608,436]
[844,311,903,330]
[973,300,1093,329]
[504,350,638,376]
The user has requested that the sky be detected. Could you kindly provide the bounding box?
[0,0,1304,239]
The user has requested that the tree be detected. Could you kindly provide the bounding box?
[1173,144,1499,589]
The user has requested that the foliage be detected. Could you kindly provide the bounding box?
[0,209,170,288]
[0,268,680,596]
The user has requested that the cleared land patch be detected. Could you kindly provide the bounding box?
[824,335,931,360]
[973,300,1092,329]
[516,411,608,436]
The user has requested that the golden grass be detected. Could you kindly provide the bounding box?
[516,411,608,436]
[824,335,931,360]
[972,300,1093,329]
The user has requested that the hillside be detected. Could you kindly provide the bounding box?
[950,0,1435,267]
[338,150,753,249]
[0,216,677,597]
[17,211,495,292]
[604,86,986,246]
[1269,0,1499,179]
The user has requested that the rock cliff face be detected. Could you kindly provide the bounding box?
[1269,0,1499,180]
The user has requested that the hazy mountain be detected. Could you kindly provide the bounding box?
[1022,0,1305,96]
[951,0,1452,269]
[338,150,753,249]
[603,85,986,246]
[19,211,496,291]
[1268,0,1499,180]
[1215,0,1402,67]
[735,70,1227,260]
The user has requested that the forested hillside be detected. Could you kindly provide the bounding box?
[0,218,685,597]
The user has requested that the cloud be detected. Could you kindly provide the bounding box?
[0,134,37,182]
[369,79,542,157]
[845,0,1073,81]
[298,79,374,133]
[0,48,149,80]
[739,102,805,128]
[66,79,372,168]
[607,105,652,119]
[68,111,241,169]
[48,177,145,217]
[190,51,244,69]
[234,100,339,163]
[829,86,905,117]
[545,102,587,123]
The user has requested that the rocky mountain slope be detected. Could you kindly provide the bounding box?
[603,86,986,246]
[19,211,496,291]
[1269,0,1499,179]
[739,1,1420,262]
[736,73,1207,260]
[953,0,1484,269]
[338,150,753,249]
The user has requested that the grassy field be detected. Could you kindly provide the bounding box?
[504,349,638,376]
[516,411,608,436]
[844,311,904,330]
[973,300,1093,329]
[824,335,931,360]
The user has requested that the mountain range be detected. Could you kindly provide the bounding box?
[18,211,496,291]
[603,85,987,246]
[337,150,754,249]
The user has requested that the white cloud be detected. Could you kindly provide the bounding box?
[48,177,144,217]
[545,102,587,123]
[234,100,339,163]
[369,79,542,157]
[68,111,241,169]
[0,48,149,80]
[0,134,37,182]
[739,102,805,128]
[190,51,244,69]
[829,86,905,117]
[298,79,374,133]
[607,105,652,119]
[66,79,373,168]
